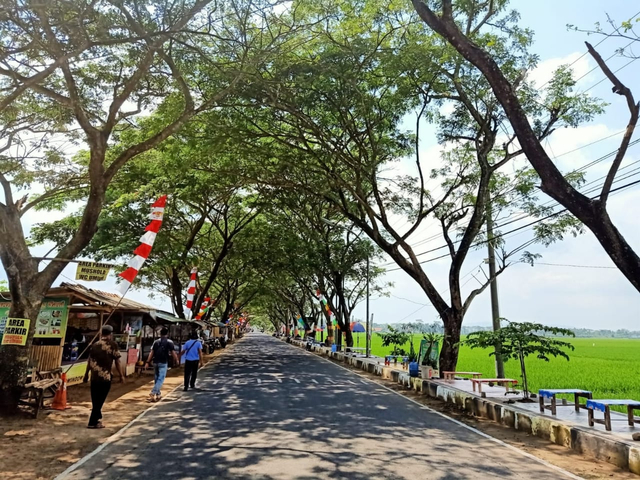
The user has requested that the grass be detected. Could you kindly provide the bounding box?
[351,333,640,403]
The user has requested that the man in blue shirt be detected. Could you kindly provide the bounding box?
[180,331,203,391]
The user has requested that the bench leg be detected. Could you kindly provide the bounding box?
[605,407,612,431]
[539,395,545,413]
[574,393,580,413]
[550,396,557,415]
[628,406,635,427]
[588,408,594,427]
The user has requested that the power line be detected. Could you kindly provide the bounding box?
[382,177,640,273]
[532,262,618,270]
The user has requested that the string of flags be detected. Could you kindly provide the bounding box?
[315,289,338,326]
[116,195,167,295]
[196,296,211,320]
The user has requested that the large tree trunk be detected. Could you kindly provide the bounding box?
[0,294,44,414]
[438,310,463,376]
[169,268,186,319]
[343,326,354,348]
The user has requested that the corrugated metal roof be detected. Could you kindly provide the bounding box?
[59,282,155,311]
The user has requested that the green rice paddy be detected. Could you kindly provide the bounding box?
[350,333,640,402]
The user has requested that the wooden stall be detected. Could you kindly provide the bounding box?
[0,283,165,385]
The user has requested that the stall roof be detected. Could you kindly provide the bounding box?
[55,283,155,312]
[155,310,192,324]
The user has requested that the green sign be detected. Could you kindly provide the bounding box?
[0,297,69,343]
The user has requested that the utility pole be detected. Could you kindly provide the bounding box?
[365,254,370,357]
[486,196,505,378]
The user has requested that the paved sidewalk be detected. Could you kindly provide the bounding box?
[59,334,579,479]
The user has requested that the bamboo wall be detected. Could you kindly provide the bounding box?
[29,345,63,372]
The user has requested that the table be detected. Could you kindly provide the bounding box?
[538,389,592,415]
[345,347,366,356]
[443,371,482,380]
[471,378,518,395]
[586,399,640,431]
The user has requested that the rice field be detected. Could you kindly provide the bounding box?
[351,333,640,402]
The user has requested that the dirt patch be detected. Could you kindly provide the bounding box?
[326,356,638,480]
[0,346,231,480]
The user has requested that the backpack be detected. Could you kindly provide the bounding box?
[154,338,175,367]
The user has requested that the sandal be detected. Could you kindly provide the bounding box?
[87,422,105,429]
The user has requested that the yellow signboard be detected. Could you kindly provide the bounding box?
[1,318,30,346]
[75,261,111,281]
[65,361,88,386]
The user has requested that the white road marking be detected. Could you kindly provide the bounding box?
[294,343,583,480]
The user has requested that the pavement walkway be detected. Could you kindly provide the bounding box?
[58,333,580,479]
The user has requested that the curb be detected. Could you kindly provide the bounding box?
[287,338,640,477]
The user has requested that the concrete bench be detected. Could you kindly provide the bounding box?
[471,378,518,395]
[586,399,640,431]
[538,389,592,415]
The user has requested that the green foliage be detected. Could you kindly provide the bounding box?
[465,320,575,396]
[378,326,411,356]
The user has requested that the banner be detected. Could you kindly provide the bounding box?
[1,318,30,346]
[75,261,112,281]
[34,298,69,338]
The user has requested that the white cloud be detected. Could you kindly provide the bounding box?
[528,52,593,88]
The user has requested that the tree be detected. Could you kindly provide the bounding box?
[0,0,291,410]
[411,0,640,293]
[217,0,594,373]
[378,326,411,357]
[570,12,640,59]
[465,320,575,398]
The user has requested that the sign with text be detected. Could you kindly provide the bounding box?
[0,298,69,342]
[75,261,112,281]
[1,318,30,346]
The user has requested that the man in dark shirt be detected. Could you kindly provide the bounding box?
[145,327,179,402]
[83,325,124,428]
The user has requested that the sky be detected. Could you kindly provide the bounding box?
[2,0,640,331]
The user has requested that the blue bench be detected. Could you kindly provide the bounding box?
[586,399,640,431]
[538,389,592,415]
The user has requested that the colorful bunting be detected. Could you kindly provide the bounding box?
[196,296,211,320]
[116,195,167,295]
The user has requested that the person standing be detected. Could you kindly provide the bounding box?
[83,325,125,429]
[145,328,179,402]
[180,331,204,391]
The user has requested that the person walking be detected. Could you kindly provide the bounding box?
[145,328,179,402]
[180,331,203,391]
[83,325,125,429]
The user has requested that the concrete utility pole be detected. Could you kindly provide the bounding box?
[365,255,370,357]
[486,198,505,378]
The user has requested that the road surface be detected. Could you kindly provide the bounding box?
[60,333,578,479]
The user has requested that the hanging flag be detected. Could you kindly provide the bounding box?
[196,296,210,320]
[186,268,197,311]
[116,195,167,295]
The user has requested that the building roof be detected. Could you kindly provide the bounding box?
[56,283,155,312]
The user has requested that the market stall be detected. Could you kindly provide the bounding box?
[0,283,166,385]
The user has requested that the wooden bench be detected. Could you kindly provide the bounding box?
[471,378,518,395]
[538,389,592,415]
[443,371,482,380]
[20,369,62,417]
[586,399,640,431]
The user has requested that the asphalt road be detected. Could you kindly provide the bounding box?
[60,333,578,480]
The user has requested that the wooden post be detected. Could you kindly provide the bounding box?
[551,395,557,415]
[539,395,545,413]
[605,406,612,431]
[628,406,635,427]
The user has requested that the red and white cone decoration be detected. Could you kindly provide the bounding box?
[186,268,197,312]
[116,195,167,296]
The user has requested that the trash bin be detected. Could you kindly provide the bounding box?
[409,362,419,378]
[331,344,337,353]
